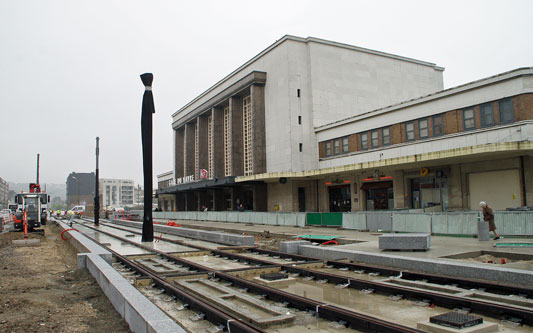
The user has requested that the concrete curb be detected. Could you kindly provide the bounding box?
[111,219,255,246]
[55,220,186,333]
[299,245,533,286]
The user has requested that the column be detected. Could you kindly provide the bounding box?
[212,106,225,178]
[174,128,185,179]
[184,122,196,178]
[230,96,243,176]
[251,84,266,174]
[197,116,208,178]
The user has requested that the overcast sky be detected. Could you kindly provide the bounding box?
[1,0,532,187]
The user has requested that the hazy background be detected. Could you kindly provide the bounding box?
[1,0,532,187]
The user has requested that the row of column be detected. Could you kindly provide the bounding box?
[174,84,266,180]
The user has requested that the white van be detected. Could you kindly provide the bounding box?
[68,206,85,215]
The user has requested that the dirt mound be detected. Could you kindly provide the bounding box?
[0,225,130,332]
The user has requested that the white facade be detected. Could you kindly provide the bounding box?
[172,35,443,176]
[100,178,135,208]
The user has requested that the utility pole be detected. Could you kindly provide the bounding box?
[94,137,100,226]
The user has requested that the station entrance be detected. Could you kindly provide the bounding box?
[328,185,351,212]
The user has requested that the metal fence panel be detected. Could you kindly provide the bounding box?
[366,212,392,231]
[444,212,477,235]
[392,212,432,233]
[431,213,447,234]
[321,213,342,226]
[306,213,322,226]
[342,213,367,230]
[495,211,533,235]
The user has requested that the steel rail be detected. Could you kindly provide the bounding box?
[76,227,265,333]
[77,220,533,327]
[73,221,425,332]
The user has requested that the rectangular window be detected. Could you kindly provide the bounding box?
[342,136,349,153]
[463,108,475,130]
[499,98,514,124]
[418,118,429,138]
[333,138,341,155]
[382,127,390,146]
[243,96,253,176]
[480,103,494,127]
[361,132,368,150]
[325,141,332,157]
[298,116,301,124]
[297,89,301,97]
[405,122,415,141]
[432,114,443,136]
[223,107,232,176]
[371,130,379,148]
[299,143,302,152]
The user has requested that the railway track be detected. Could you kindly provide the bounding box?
[66,218,533,332]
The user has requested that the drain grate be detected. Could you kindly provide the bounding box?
[430,311,483,329]
[260,272,289,281]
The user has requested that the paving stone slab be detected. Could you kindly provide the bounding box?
[379,233,431,250]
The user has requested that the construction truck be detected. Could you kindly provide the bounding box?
[13,183,50,230]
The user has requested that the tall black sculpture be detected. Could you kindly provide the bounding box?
[141,73,154,242]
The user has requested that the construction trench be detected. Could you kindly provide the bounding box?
[53,217,533,333]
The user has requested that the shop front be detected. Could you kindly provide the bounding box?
[360,180,394,211]
[409,170,448,210]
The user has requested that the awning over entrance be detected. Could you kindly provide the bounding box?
[360,181,393,190]
[156,176,236,194]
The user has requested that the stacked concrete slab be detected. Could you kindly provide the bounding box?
[378,233,431,250]
[112,219,255,246]
[55,220,186,333]
[280,240,311,254]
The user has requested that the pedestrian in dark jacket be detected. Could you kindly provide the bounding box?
[480,201,501,240]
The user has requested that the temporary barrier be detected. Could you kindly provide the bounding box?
[153,210,533,236]
[366,212,392,231]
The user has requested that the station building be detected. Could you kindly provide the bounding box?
[157,35,533,212]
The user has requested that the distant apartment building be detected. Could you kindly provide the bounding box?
[66,172,95,207]
[0,177,9,207]
[157,171,175,211]
[100,179,135,208]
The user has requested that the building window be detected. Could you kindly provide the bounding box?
[405,122,415,141]
[371,130,379,148]
[243,96,253,176]
[333,138,340,155]
[325,141,332,157]
[463,108,475,130]
[207,115,213,178]
[382,127,390,146]
[361,132,368,150]
[194,121,199,180]
[418,118,429,138]
[342,136,349,153]
[432,114,443,136]
[223,106,232,176]
[480,103,494,127]
[299,143,302,152]
[298,116,301,124]
[499,98,514,124]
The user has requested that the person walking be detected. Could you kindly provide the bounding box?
[480,201,501,240]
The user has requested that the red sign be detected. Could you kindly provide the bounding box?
[200,169,208,180]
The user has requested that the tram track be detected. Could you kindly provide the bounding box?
[69,218,533,331]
